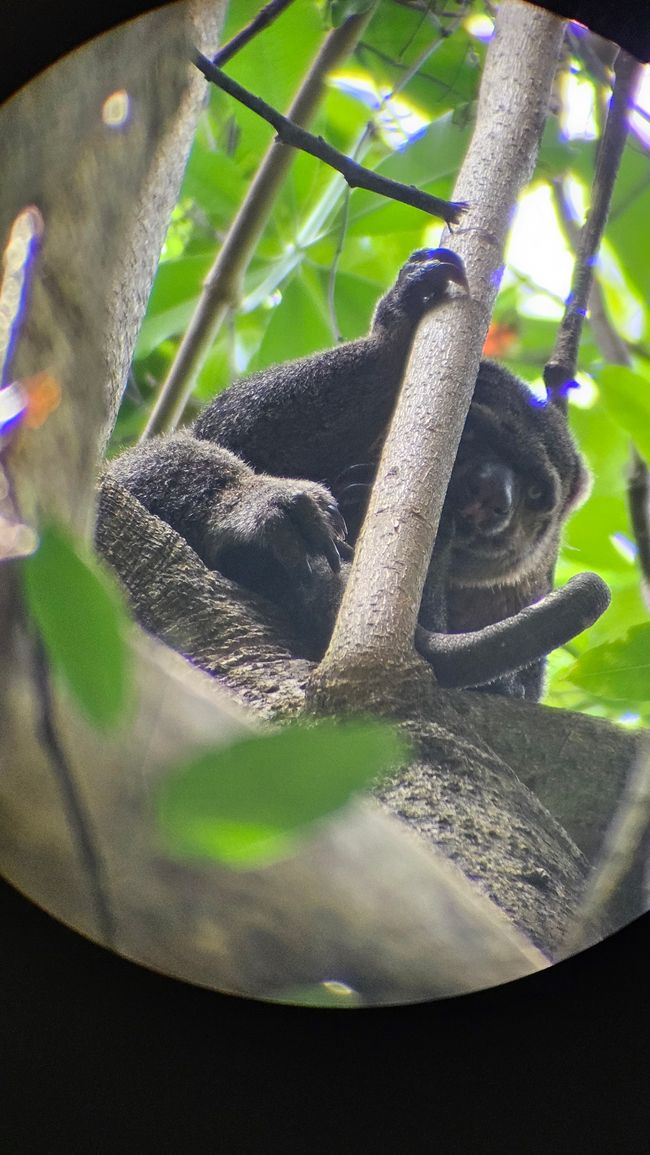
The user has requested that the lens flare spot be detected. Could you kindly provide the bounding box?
[102,89,131,129]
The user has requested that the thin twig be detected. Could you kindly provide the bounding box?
[142,12,375,438]
[327,9,466,337]
[32,637,116,948]
[193,51,468,225]
[544,49,643,405]
[212,0,296,68]
[628,450,650,609]
[552,179,650,605]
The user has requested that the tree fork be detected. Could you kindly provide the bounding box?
[309,0,566,711]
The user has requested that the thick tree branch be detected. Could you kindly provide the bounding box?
[313,0,566,702]
[96,483,639,957]
[143,11,374,438]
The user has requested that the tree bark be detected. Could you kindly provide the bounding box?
[314,0,566,702]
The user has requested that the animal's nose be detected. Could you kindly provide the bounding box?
[458,461,515,533]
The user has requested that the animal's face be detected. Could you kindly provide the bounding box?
[443,362,591,588]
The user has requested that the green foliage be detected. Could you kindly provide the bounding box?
[109,0,650,725]
[157,721,406,868]
[22,522,132,729]
[596,366,650,466]
[564,624,650,713]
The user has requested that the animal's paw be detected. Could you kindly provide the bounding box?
[203,473,351,598]
[395,247,468,316]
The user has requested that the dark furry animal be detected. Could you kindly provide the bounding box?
[103,249,592,699]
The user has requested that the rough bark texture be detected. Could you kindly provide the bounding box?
[97,480,643,957]
[314,0,567,701]
[101,1,225,451]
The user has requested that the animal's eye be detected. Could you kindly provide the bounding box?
[526,483,547,507]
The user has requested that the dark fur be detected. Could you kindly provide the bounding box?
[104,250,590,699]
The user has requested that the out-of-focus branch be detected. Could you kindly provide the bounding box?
[544,49,643,406]
[551,174,650,607]
[142,10,375,439]
[628,453,650,608]
[562,738,650,955]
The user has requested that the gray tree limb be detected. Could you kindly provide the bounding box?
[313,0,567,701]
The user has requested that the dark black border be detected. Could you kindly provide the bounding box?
[2,0,649,102]
[2,876,649,1151]
[2,1,650,1150]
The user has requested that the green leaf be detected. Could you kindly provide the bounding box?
[595,366,650,466]
[250,267,333,370]
[134,254,212,356]
[181,149,246,222]
[569,403,631,498]
[563,494,634,573]
[157,721,406,868]
[605,140,650,301]
[564,623,650,703]
[22,522,131,729]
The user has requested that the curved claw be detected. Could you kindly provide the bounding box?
[336,481,371,507]
[322,535,342,574]
[406,247,469,292]
[334,462,375,486]
[326,502,348,541]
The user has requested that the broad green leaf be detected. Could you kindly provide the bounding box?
[569,403,631,498]
[572,580,647,649]
[364,8,480,113]
[563,495,634,573]
[213,1,325,170]
[595,366,650,466]
[606,141,650,301]
[346,113,471,235]
[536,120,594,182]
[194,336,236,402]
[327,269,384,339]
[135,254,212,356]
[564,623,650,703]
[157,721,406,868]
[250,267,333,370]
[181,149,247,222]
[22,523,131,729]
